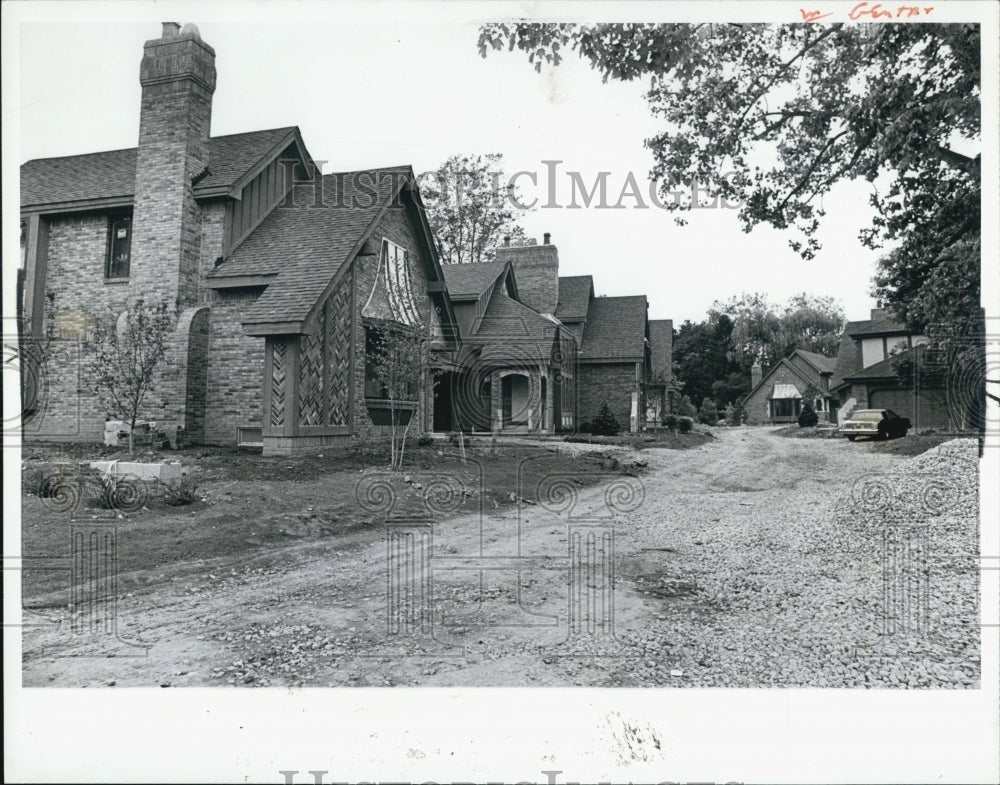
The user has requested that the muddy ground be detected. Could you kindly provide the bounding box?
[19,427,979,688]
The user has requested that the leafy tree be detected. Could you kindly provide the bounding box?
[91,299,174,453]
[671,316,732,407]
[673,394,697,419]
[422,153,528,264]
[591,401,621,436]
[697,397,719,426]
[367,321,426,471]
[478,23,980,332]
[705,292,843,405]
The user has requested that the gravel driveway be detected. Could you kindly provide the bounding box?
[22,427,980,688]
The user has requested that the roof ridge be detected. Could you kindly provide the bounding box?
[21,126,298,166]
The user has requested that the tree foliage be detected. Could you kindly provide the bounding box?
[423,153,528,264]
[673,292,843,408]
[591,401,621,436]
[478,22,981,331]
[91,299,174,453]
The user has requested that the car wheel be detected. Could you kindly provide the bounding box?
[847,435,856,442]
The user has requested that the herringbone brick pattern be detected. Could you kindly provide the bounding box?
[270,340,287,427]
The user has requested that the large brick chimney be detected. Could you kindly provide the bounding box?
[131,22,216,307]
[495,234,559,315]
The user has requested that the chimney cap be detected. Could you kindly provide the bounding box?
[503,235,510,247]
[162,22,181,37]
[543,232,551,245]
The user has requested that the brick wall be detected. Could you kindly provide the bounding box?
[350,203,433,440]
[743,363,813,424]
[29,215,132,441]
[495,242,559,314]
[197,201,227,302]
[131,32,215,310]
[203,290,264,444]
[577,362,640,431]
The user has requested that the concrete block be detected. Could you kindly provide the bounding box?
[89,460,182,486]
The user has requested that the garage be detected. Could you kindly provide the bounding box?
[869,387,952,430]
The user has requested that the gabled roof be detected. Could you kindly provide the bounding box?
[648,319,673,382]
[848,316,910,337]
[555,275,594,321]
[579,295,647,362]
[744,356,820,402]
[441,261,509,300]
[471,286,559,363]
[794,349,837,374]
[216,166,413,331]
[842,347,913,382]
[20,127,305,208]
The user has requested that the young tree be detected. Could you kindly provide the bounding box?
[422,153,528,264]
[91,299,174,453]
[591,401,621,436]
[478,23,980,333]
[697,397,719,426]
[368,321,426,471]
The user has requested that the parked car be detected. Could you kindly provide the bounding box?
[839,408,911,441]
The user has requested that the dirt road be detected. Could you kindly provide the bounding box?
[20,427,980,688]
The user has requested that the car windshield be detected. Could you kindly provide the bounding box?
[852,411,884,421]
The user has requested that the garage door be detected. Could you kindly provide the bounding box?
[869,387,951,429]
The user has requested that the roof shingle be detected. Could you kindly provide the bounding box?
[20,127,299,207]
[224,166,413,328]
[579,296,647,362]
[555,276,593,321]
[795,349,837,374]
[472,286,559,363]
[440,262,508,299]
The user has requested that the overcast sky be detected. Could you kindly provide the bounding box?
[6,2,987,326]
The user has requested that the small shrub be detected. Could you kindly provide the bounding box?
[162,476,199,506]
[86,474,148,512]
[578,420,593,434]
[697,397,719,426]
[798,402,819,427]
[674,395,697,419]
[416,435,433,447]
[591,403,621,436]
[664,414,678,432]
[723,402,745,426]
[448,432,460,446]
[678,416,694,434]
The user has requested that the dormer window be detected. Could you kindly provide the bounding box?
[106,214,132,279]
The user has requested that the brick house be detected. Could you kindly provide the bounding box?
[439,236,663,435]
[18,22,671,452]
[742,349,838,425]
[19,22,460,455]
[829,307,955,430]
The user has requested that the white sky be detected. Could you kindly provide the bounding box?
[12,11,917,324]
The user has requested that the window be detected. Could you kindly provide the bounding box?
[106,214,132,279]
[364,323,418,402]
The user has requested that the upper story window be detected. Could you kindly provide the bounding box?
[106,214,132,279]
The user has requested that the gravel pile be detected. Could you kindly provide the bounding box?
[614,438,981,688]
